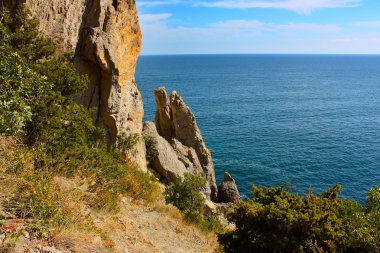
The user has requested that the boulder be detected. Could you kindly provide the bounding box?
[154,87,218,201]
[218,172,241,204]
[142,121,187,182]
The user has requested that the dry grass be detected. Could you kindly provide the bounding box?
[1,136,221,252]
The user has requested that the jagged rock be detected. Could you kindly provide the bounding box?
[170,139,203,175]
[142,121,187,182]
[154,87,218,201]
[10,0,146,171]
[78,0,145,171]
[218,172,241,204]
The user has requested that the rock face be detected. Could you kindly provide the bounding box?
[78,0,145,171]
[8,0,146,170]
[218,172,241,204]
[142,121,187,182]
[154,87,218,201]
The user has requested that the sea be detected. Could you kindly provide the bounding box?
[135,54,380,203]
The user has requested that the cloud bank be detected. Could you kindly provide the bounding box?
[138,0,362,14]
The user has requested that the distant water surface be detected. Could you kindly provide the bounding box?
[135,55,380,202]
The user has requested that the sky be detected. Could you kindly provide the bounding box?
[136,0,380,55]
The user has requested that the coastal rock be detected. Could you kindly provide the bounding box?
[218,172,241,204]
[79,0,145,170]
[154,87,218,201]
[170,139,203,175]
[11,0,146,171]
[142,121,187,182]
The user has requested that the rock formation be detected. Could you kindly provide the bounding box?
[2,0,241,205]
[78,0,145,171]
[153,87,218,201]
[142,121,187,182]
[218,172,241,204]
[6,0,146,170]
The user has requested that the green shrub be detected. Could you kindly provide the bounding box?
[117,133,140,152]
[218,184,380,253]
[164,173,224,232]
[165,173,206,220]
[144,136,159,163]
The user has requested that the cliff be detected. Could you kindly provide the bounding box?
[4,0,228,201]
[4,0,146,170]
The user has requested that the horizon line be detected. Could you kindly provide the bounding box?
[139,53,380,57]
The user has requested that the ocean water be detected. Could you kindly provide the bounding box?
[135,55,380,203]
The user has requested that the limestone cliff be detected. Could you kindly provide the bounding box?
[6,0,146,170]
[154,87,218,201]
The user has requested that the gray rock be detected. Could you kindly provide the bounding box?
[154,87,218,201]
[142,121,187,182]
[218,172,241,204]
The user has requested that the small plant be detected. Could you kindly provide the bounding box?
[165,173,206,221]
[117,133,139,152]
[144,136,159,163]
[164,173,224,232]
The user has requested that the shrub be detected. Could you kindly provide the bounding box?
[218,184,380,253]
[165,173,206,220]
[164,173,224,232]
[144,136,159,163]
[117,133,140,152]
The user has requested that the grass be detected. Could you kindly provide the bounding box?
[0,135,162,251]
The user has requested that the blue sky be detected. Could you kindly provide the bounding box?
[136,0,380,55]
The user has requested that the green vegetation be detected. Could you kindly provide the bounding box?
[164,173,223,232]
[0,6,160,250]
[218,184,380,253]
[144,136,159,163]
[165,173,206,220]
[117,133,140,152]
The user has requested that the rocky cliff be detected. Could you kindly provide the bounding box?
[2,0,240,204]
[152,87,218,201]
[4,0,146,170]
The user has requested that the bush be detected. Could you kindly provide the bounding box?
[117,133,140,152]
[165,173,206,221]
[144,136,159,163]
[164,173,224,232]
[218,184,380,253]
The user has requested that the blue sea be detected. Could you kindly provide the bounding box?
[135,55,380,203]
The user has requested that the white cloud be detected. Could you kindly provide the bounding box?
[140,13,173,23]
[210,20,341,33]
[139,18,347,54]
[353,21,380,28]
[137,0,182,7]
[195,0,362,14]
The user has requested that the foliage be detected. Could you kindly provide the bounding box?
[218,184,380,253]
[0,6,56,62]
[367,187,380,211]
[164,173,224,232]
[144,136,159,163]
[0,5,160,219]
[165,173,206,221]
[0,6,94,153]
[117,133,140,152]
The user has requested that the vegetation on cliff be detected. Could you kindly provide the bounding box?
[0,6,161,251]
